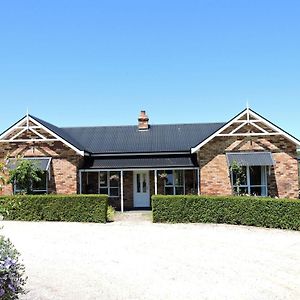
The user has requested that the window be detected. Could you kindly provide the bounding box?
[164,170,185,195]
[231,166,267,196]
[99,171,120,197]
[14,171,48,194]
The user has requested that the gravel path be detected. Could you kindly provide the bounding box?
[1,219,300,300]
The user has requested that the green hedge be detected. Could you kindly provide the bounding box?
[0,194,108,223]
[152,195,300,230]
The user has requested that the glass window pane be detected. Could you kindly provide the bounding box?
[175,187,184,195]
[110,171,119,187]
[250,186,262,196]
[86,172,99,193]
[165,170,173,186]
[110,187,119,197]
[136,174,140,193]
[100,188,108,195]
[165,186,174,195]
[250,166,262,186]
[99,172,108,186]
[232,166,247,186]
[32,171,47,191]
[174,170,184,186]
[142,173,147,193]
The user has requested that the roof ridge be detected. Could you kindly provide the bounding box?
[61,122,226,129]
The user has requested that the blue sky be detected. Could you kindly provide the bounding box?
[0,0,299,137]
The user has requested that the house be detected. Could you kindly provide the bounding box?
[0,107,299,211]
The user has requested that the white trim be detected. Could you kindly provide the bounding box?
[251,122,269,134]
[1,138,64,142]
[231,122,247,134]
[218,133,280,137]
[28,117,85,156]
[0,118,29,140]
[197,168,200,195]
[29,127,48,140]
[154,169,158,195]
[191,110,249,153]
[9,127,27,140]
[79,170,82,194]
[191,108,300,153]
[120,170,124,212]
[0,115,85,156]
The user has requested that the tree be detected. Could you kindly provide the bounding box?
[8,160,42,194]
[230,160,246,196]
[0,160,7,192]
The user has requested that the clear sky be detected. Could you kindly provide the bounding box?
[0,0,299,138]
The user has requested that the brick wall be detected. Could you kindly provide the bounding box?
[198,136,299,199]
[0,141,83,195]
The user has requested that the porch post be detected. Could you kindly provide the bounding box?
[120,170,124,212]
[154,169,158,195]
[79,170,82,194]
[197,168,200,195]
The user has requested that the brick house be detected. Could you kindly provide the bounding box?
[0,107,299,211]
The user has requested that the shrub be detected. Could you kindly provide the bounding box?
[0,230,27,299]
[152,195,300,230]
[0,194,108,223]
[106,205,115,222]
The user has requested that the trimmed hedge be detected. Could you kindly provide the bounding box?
[0,194,108,223]
[152,195,300,230]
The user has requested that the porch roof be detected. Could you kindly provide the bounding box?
[82,154,198,169]
[7,157,52,171]
[226,152,275,167]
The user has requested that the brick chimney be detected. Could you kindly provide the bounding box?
[138,110,149,130]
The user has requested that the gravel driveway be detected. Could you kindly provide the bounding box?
[1,217,300,300]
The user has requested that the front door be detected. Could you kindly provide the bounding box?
[133,171,150,207]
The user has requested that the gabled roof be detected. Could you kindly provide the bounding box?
[31,115,85,152]
[191,108,300,152]
[0,114,85,156]
[62,123,225,154]
[1,108,299,156]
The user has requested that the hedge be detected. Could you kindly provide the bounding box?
[0,194,108,223]
[152,195,300,230]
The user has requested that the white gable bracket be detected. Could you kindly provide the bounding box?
[0,115,85,156]
[191,108,300,153]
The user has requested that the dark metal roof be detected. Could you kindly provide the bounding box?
[7,158,51,171]
[226,152,275,166]
[30,115,86,151]
[83,155,198,169]
[62,123,225,154]
[28,115,225,154]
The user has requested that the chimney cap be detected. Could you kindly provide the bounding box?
[138,110,149,130]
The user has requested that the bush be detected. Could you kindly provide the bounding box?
[0,230,27,299]
[152,195,300,230]
[0,195,108,223]
[106,205,115,222]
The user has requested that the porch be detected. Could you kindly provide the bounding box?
[79,168,200,211]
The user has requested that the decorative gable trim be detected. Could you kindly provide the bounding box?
[191,107,300,153]
[0,114,85,156]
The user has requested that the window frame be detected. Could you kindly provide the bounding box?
[164,170,185,195]
[14,170,48,194]
[99,171,120,198]
[230,165,268,196]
